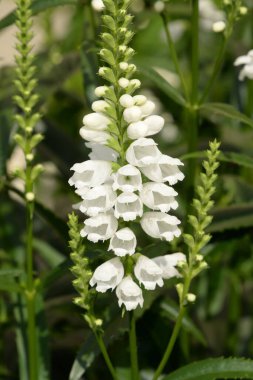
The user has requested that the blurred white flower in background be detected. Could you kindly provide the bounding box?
[234,50,253,81]
[199,0,225,32]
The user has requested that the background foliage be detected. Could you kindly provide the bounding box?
[0,0,253,379]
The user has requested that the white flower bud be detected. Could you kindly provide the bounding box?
[153,253,186,279]
[139,100,156,117]
[119,62,129,70]
[239,6,248,15]
[119,45,127,53]
[141,212,181,241]
[127,121,149,139]
[69,160,112,189]
[123,106,142,123]
[90,258,124,293]
[129,79,141,89]
[133,95,147,106]
[26,192,35,202]
[112,164,142,192]
[91,100,109,112]
[118,78,130,88]
[109,227,137,256]
[154,1,165,13]
[114,192,143,221]
[187,293,196,302]
[91,0,104,11]
[134,255,164,290]
[119,94,134,108]
[79,184,117,216]
[83,112,110,130]
[79,127,110,144]
[212,21,226,33]
[116,276,144,310]
[140,182,178,212]
[81,211,118,242]
[144,115,165,135]
[126,138,162,167]
[94,86,108,97]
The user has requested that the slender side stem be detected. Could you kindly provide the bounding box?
[94,331,118,380]
[129,311,140,380]
[200,36,227,104]
[161,13,189,101]
[191,0,199,104]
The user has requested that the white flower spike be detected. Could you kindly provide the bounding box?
[140,182,178,212]
[153,253,186,279]
[141,212,181,241]
[80,211,118,242]
[112,164,142,192]
[90,257,124,293]
[69,160,112,189]
[134,255,164,290]
[109,227,137,256]
[116,276,144,310]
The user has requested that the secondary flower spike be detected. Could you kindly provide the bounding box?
[69,0,185,311]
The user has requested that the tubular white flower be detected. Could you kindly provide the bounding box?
[127,121,149,140]
[69,160,112,189]
[112,164,142,192]
[114,192,143,221]
[80,211,118,242]
[140,212,181,241]
[86,143,118,161]
[139,100,155,117]
[83,112,110,130]
[134,255,164,290]
[153,253,186,279]
[109,227,137,256]
[90,257,124,293]
[123,106,142,123]
[140,154,184,185]
[126,138,162,167]
[119,94,134,108]
[80,127,110,144]
[140,182,178,212]
[79,185,117,216]
[234,50,253,81]
[116,276,144,310]
[144,115,165,136]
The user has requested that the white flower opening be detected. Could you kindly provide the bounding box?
[80,212,118,242]
[134,255,164,290]
[90,257,124,293]
[116,276,144,311]
[140,182,178,212]
[112,164,142,192]
[69,160,112,189]
[109,227,137,256]
[114,192,143,221]
[141,212,181,241]
[153,253,186,279]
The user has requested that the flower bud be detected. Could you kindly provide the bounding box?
[94,86,108,97]
[133,95,147,106]
[118,77,130,88]
[212,21,226,33]
[26,192,35,202]
[187,293,196,303]
[119,94,134,108]
[123,106,142,123]
[91,0,104,11]
[119,62,129,70]
[92,100,109,113]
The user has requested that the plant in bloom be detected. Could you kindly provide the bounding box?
[69,0,185,311]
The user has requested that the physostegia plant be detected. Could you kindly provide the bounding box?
[68,1,220,379]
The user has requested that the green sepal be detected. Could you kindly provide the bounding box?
[30,133,44,149]
[101,32,116,49]
[13,133,26,150]
[102,15,116,32]
[99,48,116,66]
[31,164,44,182]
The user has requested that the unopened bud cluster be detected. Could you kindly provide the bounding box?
[69,0,185,311]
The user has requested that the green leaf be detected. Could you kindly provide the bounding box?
[0,269,22,292]
[138,65,187,107]
[200,103,253,129]
[163,357,253,380]
[0,0,78,30]
[33,238,65,267]
[160,300,207,346]
[209,204,253,232]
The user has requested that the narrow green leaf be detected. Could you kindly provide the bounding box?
[209,204,253,232]
[33,238,65,267]
[200,103,253,129]
[138,65,186,107]
[0,0,78,30]
[163,357,253,380]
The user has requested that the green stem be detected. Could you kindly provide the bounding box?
[191,0,199,104]
[129,311,140,380]
[161,13,189,101]
[152,307,186,380]
[200,36,227,104]
[94,331,118,380]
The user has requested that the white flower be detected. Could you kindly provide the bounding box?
[129,79,141,89]
[154,0,165,13]
[234,50,253,81]
[140,154,184,185]
[115,192,143,221]
[119,62,129,70]
[153,253,186,279]
[109,227,137,256]
[123,106,142,123]
[144,115,165,135]
[140,212,181,241]
[112,164,142,192]
[120,94,134,108]
[140,182,178,212]
[116,276,144,310]
[69,160,112,189]
[139,100,155,117]
[126,138,162,167]
[91,0,104,12]
[80,127,111,144]
[134,255,164,290]
[94,86,108,97]
[212,20,226,33]
[83,112,109,130]
[127,121,149,140]
[199,0,225,31]
[90,258,124,293]
[86,143,118,161]
[80,211,118,242]
[133,95,147,105]
[79,185,117,216]
[119,78,130,88]
[91,100,109,113]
